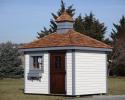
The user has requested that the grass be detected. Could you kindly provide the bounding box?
[108,77,125,95]
[0,78,64,100]
[0,77,125,100]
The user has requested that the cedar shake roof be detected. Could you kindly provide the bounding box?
[55,11,74,22]
[21,30,111,49]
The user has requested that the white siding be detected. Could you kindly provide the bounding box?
[57,22,73,29]
[24,53,49,94]
[57,22,73,34]
[66,51,73,95]
[75,51,107,95]
[24,50,107,95]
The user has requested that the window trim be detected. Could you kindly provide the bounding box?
[29,54,44,71]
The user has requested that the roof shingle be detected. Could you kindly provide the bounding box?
[21,30,111,49]
[55,11,74,22]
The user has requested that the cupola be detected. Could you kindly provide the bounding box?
[56,11,74,34]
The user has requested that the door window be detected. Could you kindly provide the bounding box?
[55,56,61,69]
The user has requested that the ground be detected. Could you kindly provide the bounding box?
[0,77,125,100]
[0,78,63,100]
[108,77,125,95]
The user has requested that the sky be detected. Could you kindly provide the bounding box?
[0,0,125,43]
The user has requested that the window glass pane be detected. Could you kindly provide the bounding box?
[38,57,42,63]
[32,56,43,69]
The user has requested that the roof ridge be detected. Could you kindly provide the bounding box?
[67,30,74,44]
[22,32,57,46]
[73,30,111,47]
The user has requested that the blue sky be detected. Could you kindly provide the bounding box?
[0,0,125,43]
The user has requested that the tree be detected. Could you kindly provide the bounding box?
[37,27,51,38]
[110,16,125,76]
[37,0,75,38]
[74,13,107,41]
[0,42,23,78]
[73,14,84,34]
[38,1,107,42]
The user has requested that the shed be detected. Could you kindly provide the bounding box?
[21,11,112,96]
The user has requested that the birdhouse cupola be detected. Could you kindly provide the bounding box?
[56,11,74,34]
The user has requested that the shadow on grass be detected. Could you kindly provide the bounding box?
[19,88,24,93]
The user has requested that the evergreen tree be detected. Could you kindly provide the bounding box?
[37,27,50,38]
[0,42,23,78]
[74,13,107,41]
[110,16,125,76]
[73,14,84,33]
[37,0,75,38]
[37,1,107,42]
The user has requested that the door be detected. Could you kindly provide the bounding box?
[50,51,66,94]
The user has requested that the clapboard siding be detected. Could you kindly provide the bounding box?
[24,50,107,95]
[66,51,73,95]
[75,51,107,95]
[24,53,49,94]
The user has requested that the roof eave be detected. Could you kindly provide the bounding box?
[20,46,112,52]
[55,20,74,23]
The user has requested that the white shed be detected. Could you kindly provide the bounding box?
[21,11,112,96]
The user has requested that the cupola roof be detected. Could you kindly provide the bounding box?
[55,11,74,22]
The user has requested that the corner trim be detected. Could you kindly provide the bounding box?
[72,50,75,95]
[105,54,108,94]
[48,53,50,94]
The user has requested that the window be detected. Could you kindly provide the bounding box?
[55,56,61,69]
[32,56,43,70]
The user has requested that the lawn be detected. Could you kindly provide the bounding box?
[0,78,64,100]
[0,77,125,100]
[108,77,125,95]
